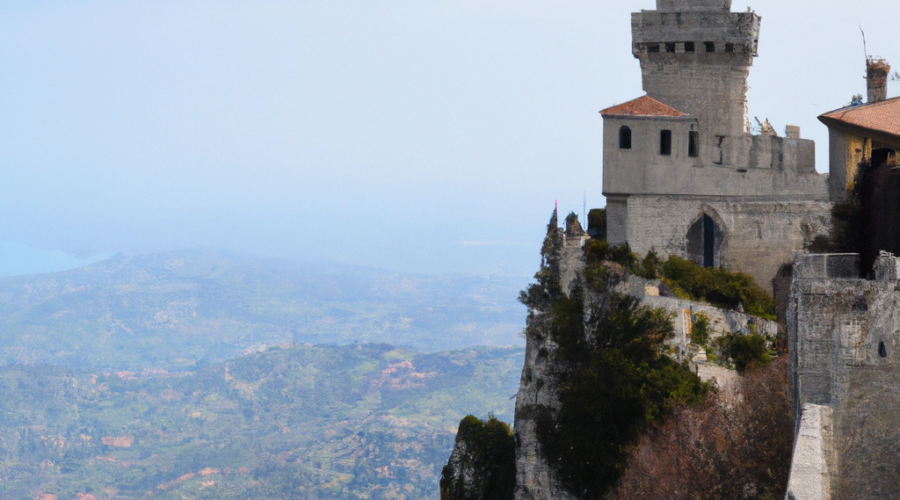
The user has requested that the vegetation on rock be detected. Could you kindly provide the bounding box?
[613,356,794,499]
[521,275,710,498]
[690,311,711,347]
[657,256,776,319]
[714,331,773,374]
[440,415,515,500]
[584,243,775,319]
[587,208,607,240]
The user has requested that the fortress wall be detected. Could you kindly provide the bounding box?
[624,196,831,290]
[788,254,900,499]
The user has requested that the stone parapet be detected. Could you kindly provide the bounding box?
[793,254,860,281]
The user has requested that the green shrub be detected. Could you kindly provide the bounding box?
[690,312,711,347]
[585,239,611,264]
[537,293,710,498]
[660,256,775,319]
[637,251,662,280]
[440,415,516,500]
[609,243,637,269]
[588,208,607,241]
[714,332,772,374]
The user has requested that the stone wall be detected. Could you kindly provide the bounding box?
[615,275,777,361]
[632,7,759,145]
[602,114,826,198]
[622,196,831,290]
[787,253,900,499]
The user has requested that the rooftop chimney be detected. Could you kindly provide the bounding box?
[867,57,890,104]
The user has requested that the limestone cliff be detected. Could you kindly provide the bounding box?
[513,210,581,500]
[448,209,774,499]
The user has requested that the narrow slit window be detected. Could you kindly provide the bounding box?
[880,341,888,358]
[725,43,735,53]
[619,126,632,150]
[684,42,695,52]
[660,130,672,156]
[647,44,660,53]
[689,131,699,157]
[665,43,676,53]
[704,41,715,53]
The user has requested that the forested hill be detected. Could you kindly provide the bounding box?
[0,343,524,500]
[0,250,525,370]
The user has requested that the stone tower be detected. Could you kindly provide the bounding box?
[601,0,831,291]
[632,0,760,165]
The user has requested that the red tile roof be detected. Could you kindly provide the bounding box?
[819,98,900,141]
[600,95,687,118]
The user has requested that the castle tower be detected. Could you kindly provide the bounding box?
[600,0,831,291]
[631,0,760,165]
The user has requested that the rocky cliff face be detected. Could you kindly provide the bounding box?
[513,210,585,500]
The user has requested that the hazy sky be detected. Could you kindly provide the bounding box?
[1,0,898,277]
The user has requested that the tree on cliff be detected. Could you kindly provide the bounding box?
[440,415,516,500]
[612,356,793,500]
[529,291,710,498]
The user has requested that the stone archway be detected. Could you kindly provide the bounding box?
[686,210,725,268]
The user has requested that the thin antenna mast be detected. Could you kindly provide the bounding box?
[860,25,868,60]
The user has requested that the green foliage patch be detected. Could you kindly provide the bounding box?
[440,415,515,500]
[587,208,607,240]
[714,332,773,374]
[691,311,711,347]
[657,256,775,319]
[535,292,710,498]
[584,243,774,319]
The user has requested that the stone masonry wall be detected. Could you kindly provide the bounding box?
[615,275,777,363]
[624,196,832,291]
[787,253,900,499]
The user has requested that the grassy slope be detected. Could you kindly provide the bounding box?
[0,343,524,500]
[0,250,526,370]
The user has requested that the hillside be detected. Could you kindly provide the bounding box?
[0,343,524,500]
[0,250,526,370]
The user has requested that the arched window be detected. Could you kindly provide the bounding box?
[619,126,632,150]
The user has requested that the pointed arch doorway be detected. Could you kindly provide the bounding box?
[686,214,723,268]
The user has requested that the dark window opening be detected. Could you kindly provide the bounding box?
[689,131,699,157]
[704,41,715,53]
[665,43,676,53]
[660,130,672,156]
[853,296,868,312]
[725,43,735,53]
[879,341,888,358]
[684,42,695,52]
[714,135,725,165]
[647,44,660,53]
[619,126,632,150]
